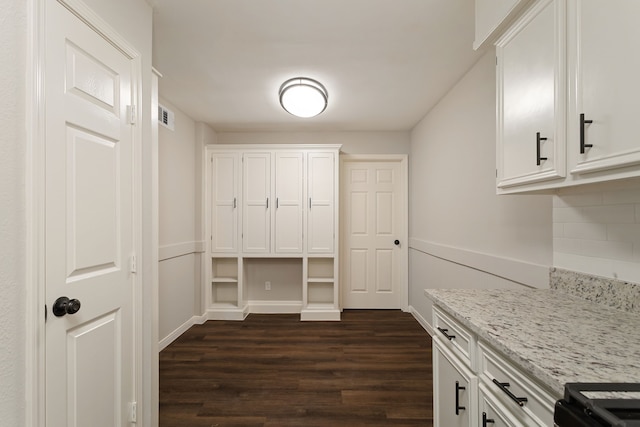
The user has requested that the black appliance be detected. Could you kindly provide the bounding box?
[554,383,640,427]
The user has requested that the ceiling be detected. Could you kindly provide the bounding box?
[150,0,483,132]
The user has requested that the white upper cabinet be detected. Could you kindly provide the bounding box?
[492,0,640,193]
[496,0,565,191]
[307,152,336,253]
[210,152,239,253]
[567,0,640,178]
[274,152,304,253]
[242,152,271,253]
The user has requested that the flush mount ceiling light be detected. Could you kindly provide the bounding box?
[279,77,328,118]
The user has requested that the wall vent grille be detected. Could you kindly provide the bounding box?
[158,104,175,131]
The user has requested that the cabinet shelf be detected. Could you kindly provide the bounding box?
[211,277,238,283]
[307,278,334,283]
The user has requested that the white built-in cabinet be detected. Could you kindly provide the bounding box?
[494,0,640,194]
[204,144,341,321]
[432,306,555,427]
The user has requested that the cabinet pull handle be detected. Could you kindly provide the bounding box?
[580,113,593,154]
[309,198,312,209]
[266,198,269,209]
[455,381,466,415]
[492,379,528,406]
[536,132,548,165]
[276,197,279,208]
[436,327,455,341]
[482,412,495,426]
[233,197,236,209]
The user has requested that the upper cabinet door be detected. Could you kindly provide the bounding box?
[568,0,640,176]
[307,152,335,253]
[496,0,566,191]
[243,152,271,253]
[274,152,304,253]
[210,152,239,253]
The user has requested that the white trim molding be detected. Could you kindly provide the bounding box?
[158,314,207,351]
[408,305,434,336]
[159,240,205,261]
[409,238,550,289]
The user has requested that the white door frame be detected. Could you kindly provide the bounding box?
[339,154,409,311]
[25,0,157,425]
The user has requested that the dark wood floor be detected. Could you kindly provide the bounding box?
[159,310,433,427]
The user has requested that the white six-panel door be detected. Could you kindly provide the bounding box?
[45,1,136,425]
[341,160,404,309]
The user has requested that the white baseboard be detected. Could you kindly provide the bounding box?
[409,238,549,289]
[408,305,434,336]
[158,314,207,351]
[247,300,303,314]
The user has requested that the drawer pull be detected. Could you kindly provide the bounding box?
[492,378,528,406]
[482,412,495,426]
[437,327,456,341]
[455,381,466,415]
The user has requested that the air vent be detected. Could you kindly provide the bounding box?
[157,104,175,131]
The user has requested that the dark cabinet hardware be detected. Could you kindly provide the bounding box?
[266,198,269,209]
[437,327,455,341]
[492,378,528,406]
[580,113,593,154]
[455,381,466,415]
[233,197,236,209]
[52,296,81,317]
[482,412,495,426]
[276,198,279,208]
[536,132,548,165]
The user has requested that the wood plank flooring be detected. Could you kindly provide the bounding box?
[160,310,433,427]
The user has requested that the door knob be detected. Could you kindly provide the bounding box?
[394,239,400,246]
[53,296,81,317]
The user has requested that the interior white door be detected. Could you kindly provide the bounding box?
[274,151,303,253]
[342,160,404,309]
[45,1,136,426]
[243,152,271,253]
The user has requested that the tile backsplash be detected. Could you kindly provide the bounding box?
[553,178,640,284]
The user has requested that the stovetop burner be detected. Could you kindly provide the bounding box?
[554,383,640,427]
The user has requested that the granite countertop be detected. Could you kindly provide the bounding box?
[424,288,640,397]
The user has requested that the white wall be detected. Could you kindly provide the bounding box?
[158,97,201,343]
[1,0,26,424]
[216,131,410,154]
[554,178,640,283]
[408,52,554,328]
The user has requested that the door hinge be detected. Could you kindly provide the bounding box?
[127,105,137,125]
[130,254,137,274]
[129,401,137,423]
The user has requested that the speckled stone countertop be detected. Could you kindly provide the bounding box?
[424,288,640,398]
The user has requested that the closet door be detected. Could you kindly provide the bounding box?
[210,152,239,253]
[274,152,303,253]
[307,152,335,253]
[243,152,271,253]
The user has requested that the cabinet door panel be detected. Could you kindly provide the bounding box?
[569,0,640,174]
[497,0,565,189]
[243,153,271,253]
[433,341,476,427]
[275,152,303,253]
[307,152,335,253]
[211,153,239,252]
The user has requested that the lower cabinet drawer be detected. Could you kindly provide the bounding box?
[478,342,555,427]
[479,382,527,427]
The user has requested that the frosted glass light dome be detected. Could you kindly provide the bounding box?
[279,77,328,118]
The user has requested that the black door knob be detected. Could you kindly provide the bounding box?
[53,296,81,317]
[394,240,400,246]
